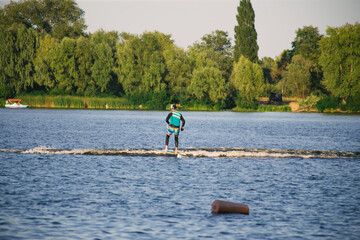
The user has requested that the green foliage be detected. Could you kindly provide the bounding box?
[22,95,132,109]
[192,30,233,81]
[0,24,39,96]
[163,46,192,97]
[257,105,292,112]
[292,26,324,94]
[298,94,320,109]
[115,31,170,95]
[315,96,341,113]
[230,56,264,104]
[74,36,95,95]
[319,23,360,100]
[234,97,259,110]
[34,35,58,90]
[315,94,360,113]
[125,90,169,110]
[188,66,228,104]
[281,55,312,98]
[91,43,114,93]
[234,0,259,63]
[292,26,322,62]
[53,37,77,93]
[260,57,277,84]
[0,82,14,99]
[0,0,86,39]
[341,96,360,112]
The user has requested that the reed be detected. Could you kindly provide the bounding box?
[21,95,136,109]
[14,95,292,112]
[232,105,292,112]
[182,104,212,111]
[257,105,292,112]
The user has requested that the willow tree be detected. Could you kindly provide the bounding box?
[115,31,172,95]
[53,37,78,93]
[234,0,259,63]
[0,24,39,97]
[34,34,59,90]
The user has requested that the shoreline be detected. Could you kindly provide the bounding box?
[1,95,358,113]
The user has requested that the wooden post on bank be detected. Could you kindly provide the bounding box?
[211,200,249,215]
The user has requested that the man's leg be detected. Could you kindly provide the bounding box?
[174,135,179,153]
[164,134,170,151]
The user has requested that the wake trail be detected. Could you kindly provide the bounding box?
[1,146,359,159]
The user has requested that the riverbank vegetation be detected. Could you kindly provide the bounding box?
[1,0,359,113]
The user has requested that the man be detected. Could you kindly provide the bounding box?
[164,104,185,154]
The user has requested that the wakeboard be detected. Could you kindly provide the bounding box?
[151,148,186,158]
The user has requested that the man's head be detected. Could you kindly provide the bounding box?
[171,104,176,111]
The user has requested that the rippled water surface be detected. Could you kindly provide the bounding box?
[1,109,360,239]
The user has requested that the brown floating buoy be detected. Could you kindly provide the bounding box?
[211,200,249,214]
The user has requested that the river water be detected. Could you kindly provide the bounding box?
[0,109,359,239]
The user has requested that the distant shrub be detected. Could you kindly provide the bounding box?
[316,96,341,112]
[341,96,360,112]
[235,97,259,110]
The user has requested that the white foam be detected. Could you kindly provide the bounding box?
[1,147,358,159]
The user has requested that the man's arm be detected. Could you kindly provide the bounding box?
[165,112,172,125]
[181,115,185,129]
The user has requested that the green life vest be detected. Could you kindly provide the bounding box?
[170,111,181,127]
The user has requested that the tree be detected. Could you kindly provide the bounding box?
[0,0,86,39]
[192,30,233,82]
[292,26,322,63]
[272,49,293,93]
[230,56,264,103]
[53,37,77,93]
[260,57,277,97]
[319,23,360,100]
[74,36,95,95]
[260,57,277,84]
[281,55,312,98]
[198,30,232,52]
[34,34,58,90]
[163,46,192,99]
[188,66,227,104]
[292,26,323,92]
[90,29,119,56]
[0,24,39,97]
[234,0,259,63]
[115,31,172,95]
[91,43,114,93]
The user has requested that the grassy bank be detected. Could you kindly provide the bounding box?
[21,95,140,110]
[12,94,360,113]
[1,95,295,112]
[232,105,292,112]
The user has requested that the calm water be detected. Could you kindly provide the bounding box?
[1,109,360,239]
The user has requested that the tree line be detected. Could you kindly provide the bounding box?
[1,0,359,111]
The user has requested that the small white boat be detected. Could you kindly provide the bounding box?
[5,99,28,108]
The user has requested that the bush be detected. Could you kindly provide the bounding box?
[125,91,170,110]
[0,83,14,99]
[316,96,341,112]
[234,97,259,110]
[341,96,360,112]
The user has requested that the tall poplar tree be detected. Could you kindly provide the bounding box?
[234,0,259,63]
